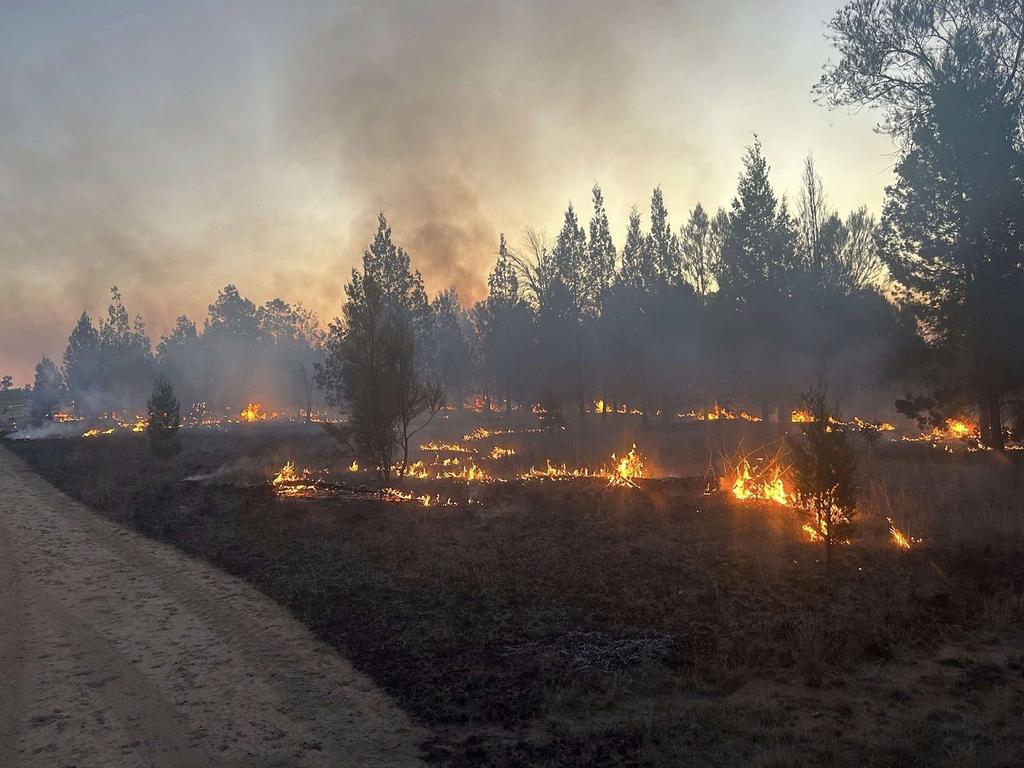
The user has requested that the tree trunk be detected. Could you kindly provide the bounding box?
[987,392,1005,452]
[760,400,771,425]
[978,398,992,447]
[601,391,607,421]
[778,401,790,426]
[505,383,512,417]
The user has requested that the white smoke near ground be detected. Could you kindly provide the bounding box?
[6,422,82,441]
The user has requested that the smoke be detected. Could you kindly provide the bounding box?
[278,0,691,301]
[6,422,81,441]
[0,0,891,385]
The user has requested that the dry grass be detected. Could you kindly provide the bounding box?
[7,415,1024,767]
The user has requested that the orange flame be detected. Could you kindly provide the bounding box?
[239,402,266,422]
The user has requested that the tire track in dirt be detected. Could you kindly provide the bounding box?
[0,446,426,767]
[0,504,26,768]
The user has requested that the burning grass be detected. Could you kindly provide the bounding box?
[7,417,1024,766]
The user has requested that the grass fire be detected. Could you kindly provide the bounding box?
[3,2,1024,766]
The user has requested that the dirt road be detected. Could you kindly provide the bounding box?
[0,446,425,767]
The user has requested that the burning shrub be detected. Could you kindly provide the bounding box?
[788,384,857,566]
[146,376,181,460]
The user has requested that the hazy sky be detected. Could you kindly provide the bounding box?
[0,0,894,384]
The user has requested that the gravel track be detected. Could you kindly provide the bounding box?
[0,446,426,767]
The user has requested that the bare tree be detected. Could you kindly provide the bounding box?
[789,382,858,569]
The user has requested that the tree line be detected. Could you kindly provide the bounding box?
[26,0,1024,460]
[30,286,325,422]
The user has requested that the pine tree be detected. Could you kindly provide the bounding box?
[551,203,591,318]
[618,208,652,291]
[587,184,617,309]
[817,0,1024,449]
[717,137,797,301]
[430,288,472,409]
[317,217,442,481]
[680,203,722,301]
[205,285,260,340]
[30,358,65,424]
[475,235,533,413]
[146,376,182,460]
[363,212,432,357]
[97,287,154,412]
[647,187,680,285]
[63,312,101,415]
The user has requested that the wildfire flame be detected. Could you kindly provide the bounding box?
[520,445,645,487]
[520,460,595,480]
[607,444,644,487]
[271,461,321,497]
[82,427,115,438]
[943,418,976,439]
[685,403,762,423]
[903,417,979,444]
[420,441,474,453]
[725,457,790,505]
[489,446,516,459]
[887,517,919,549]
[239,402,266,422]
[382,488,456,507]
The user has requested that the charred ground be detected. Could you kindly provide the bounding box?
[8,417,1024,767]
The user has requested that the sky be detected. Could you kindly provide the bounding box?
[0,0,895,385]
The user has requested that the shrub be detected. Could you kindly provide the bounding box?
[146,376,181,460]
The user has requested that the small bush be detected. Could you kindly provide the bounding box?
[146,376,181,460]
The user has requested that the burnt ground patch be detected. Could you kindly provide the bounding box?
[9,428,1024,767]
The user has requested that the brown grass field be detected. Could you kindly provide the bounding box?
[8,414,1024,767]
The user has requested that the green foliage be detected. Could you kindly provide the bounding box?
[788,384,858,565]
[146,376,181,460]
